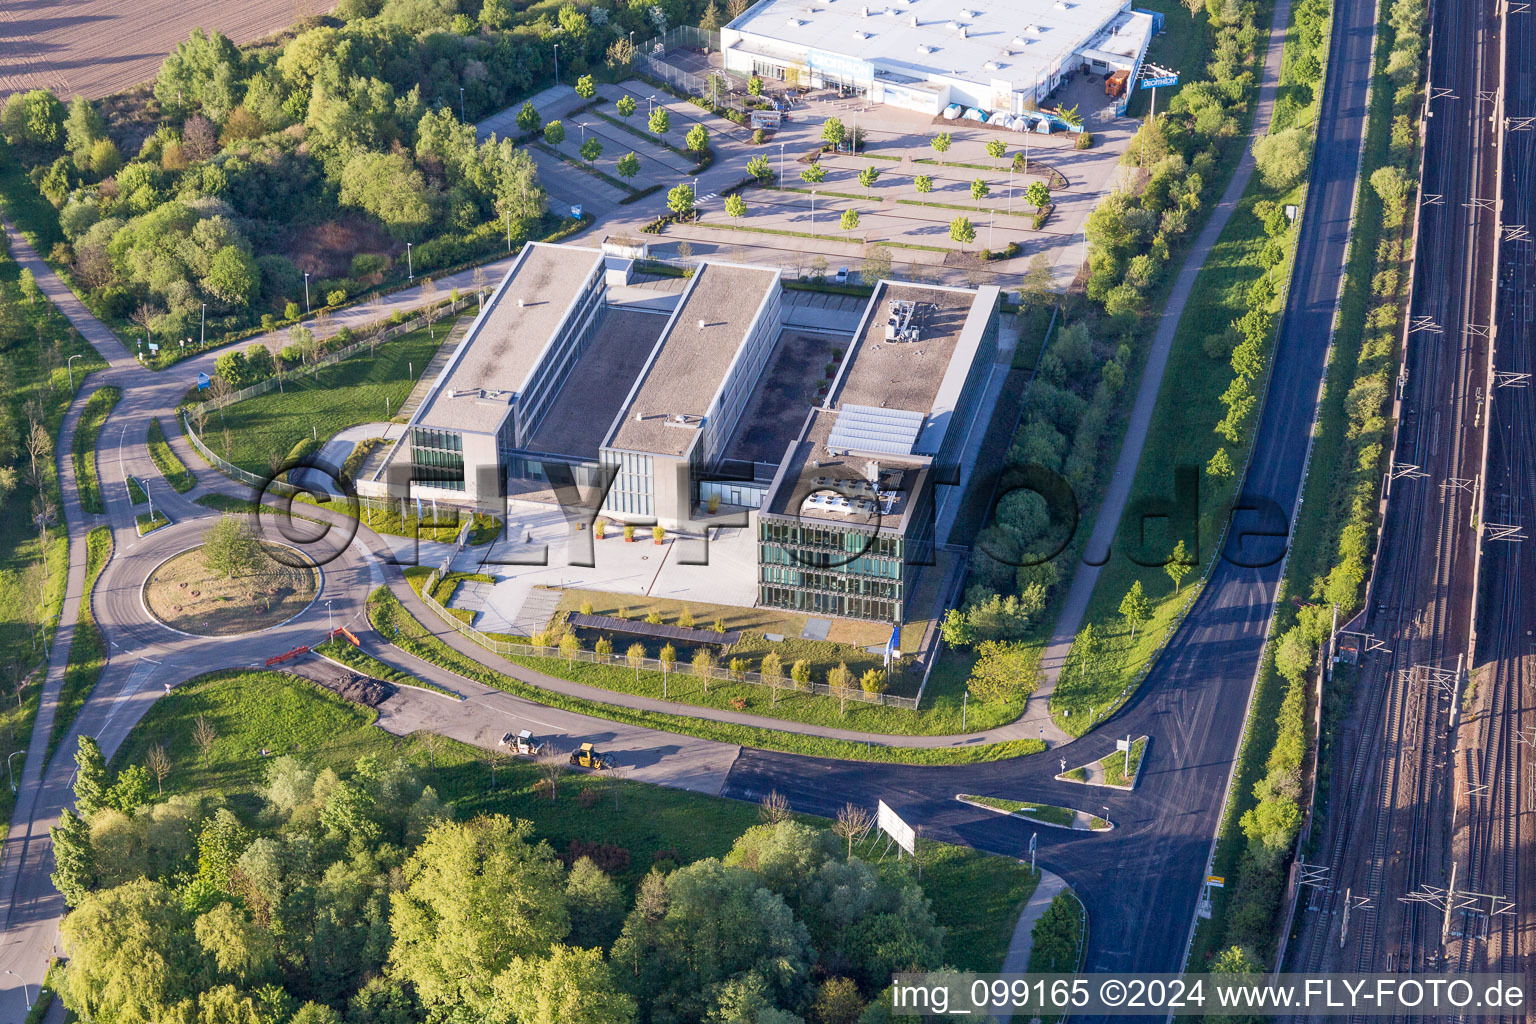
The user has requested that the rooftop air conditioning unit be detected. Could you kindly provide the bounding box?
[909,13,917,25]
[945,20,958,29]
[958,24,966,36]
[516,298,526,307]
[698,318,707,329]
[983,60,999,70]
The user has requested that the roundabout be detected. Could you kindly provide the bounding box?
[141,540,320,638]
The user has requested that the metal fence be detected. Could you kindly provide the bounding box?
[635,26,745,99]
[417,567,922,710]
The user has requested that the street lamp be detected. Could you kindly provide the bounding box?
[779,140,785,183]
[553,44,560,86]
[303,271,311,314]
[407,242,414,280]
[648,93,657,115]
[5,970,31,1011]
[67,353,82,391]
[327,599,333,632]
[459,86,466,122]
[200,301,206,347]
[7,749,23,792]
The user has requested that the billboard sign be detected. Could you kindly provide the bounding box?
[877,799,915,855]
[1140,75,1179,89]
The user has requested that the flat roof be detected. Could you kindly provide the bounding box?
[721,328,853,467]
[414,243,604,434]
[726,0,1130,95]
[763,281,996,525]
[524,308,669,460]
[606,262,780,458]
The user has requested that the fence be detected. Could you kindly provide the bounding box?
[198,295,476,412]
[417,567,922,710]
[635,26,744,99]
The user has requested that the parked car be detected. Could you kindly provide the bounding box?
[835,266,850,284]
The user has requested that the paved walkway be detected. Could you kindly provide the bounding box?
[1001,869,1071,1000]
[1034,0,1297,691]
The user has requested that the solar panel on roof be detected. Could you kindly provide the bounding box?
[826,404,925,455]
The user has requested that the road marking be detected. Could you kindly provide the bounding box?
[96,660,157,737]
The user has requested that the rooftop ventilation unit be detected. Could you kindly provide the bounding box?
[697,318,707,329]
[861,4,869,13]
[958,24,966,36]
[909,13,917,25]
[915,43,932,53]
[516,298,526,307]
[853,29,868,38]
[983,60,999,70]
[787,16,802,26]
[945,19,958,28]
[884,299,932,343]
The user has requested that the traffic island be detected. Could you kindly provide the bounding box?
[1053,734,1149,790]
[143,542,319,637]
[957,794,1112,832]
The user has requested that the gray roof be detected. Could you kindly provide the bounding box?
[413,243,605,434]
[606,262,780,458]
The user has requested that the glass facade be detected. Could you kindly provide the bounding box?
[603,451,655,516]
[410,428,465,491]
[757,517,905,622]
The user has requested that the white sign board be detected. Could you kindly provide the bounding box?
[877,799,915,855]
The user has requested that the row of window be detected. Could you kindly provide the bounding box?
[759,519,902,558]
[412,428,461,453]
[758,564,902,600]
[759,586,897,623]
[759,544,902,579]
[603,450,655,516]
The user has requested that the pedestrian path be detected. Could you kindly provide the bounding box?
[1000,870,1071,1024]
[397,316,470,418]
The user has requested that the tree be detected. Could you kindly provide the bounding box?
[861,242,893,283]
[192,713,219,767]
[914,173,933,193]
[691,647,716,691]
[1206,447,1234,479]
[565,857,627,946]
[579,137,603,163]
[50,809,96,907]
[1,89,65,147]
[202,514,264,580]
[725,192,747,221]
[812,978,866,1024]
[827,661,853,714]
[839,208,860,237]
[746,154,773,182]
[821,117,846,150]
[492,945,636,1024]
[611,859,813,1021]
[575,74,596,100]
[74,735,110,816]
[626,642,647,683]
[858,166,880,189]
[338,151,433,240]
[389,816,570,1015]
[967,641,1039,702]
[659,642,677,687]
[1370,164,1410,224]
[516,101,541,132]
[667,183,696,220]
[560,631,581,664]
[205,246,260,307]
[106,764,151,815]
[970,178,990,200]
[930,131,952,164]
[1182,0,1204,16]
[760,650,785,703]
[1057,104,1083,129]
[859,668,885,694]
[538,746,570,800]
[985,138,1007,166]
[1026,179,1051,211]
[57,879,199,1020]
[685,124,710,154]
[790,659,811,689]
[196,901,275,985]
[949,215,976,250]
[615,94,637,119]
[1070,622,1101,683]
[1119,580,1150,640]
[544,120,566,145]
[1166,538,1193,593]
[648,107,670,135]
[1252,127,1310,191]
[832,803,873,857]
[616,151,640,179]
[800,162,826,185]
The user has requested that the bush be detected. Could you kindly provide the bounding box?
[1075,132,1094,150]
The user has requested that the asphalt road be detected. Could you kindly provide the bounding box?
[720,0,1382,978]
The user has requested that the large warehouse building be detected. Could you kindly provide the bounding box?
[719,0,1157,115]
[375,242,1002,623]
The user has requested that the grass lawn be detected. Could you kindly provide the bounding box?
[371,585,1043,763]
[192,490,501,546]
[144,543,317,636]
[1099,735,1147,787]
[415,572,1024,737]
[205,317,463,475]
[127,477,147,505]
[147,417,196,492]
[73,386,121,515]
[960,794,1110,831]
[46,526,113,766]
[111,668,1036,968]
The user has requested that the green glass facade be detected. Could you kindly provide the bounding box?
[757,517,905,622]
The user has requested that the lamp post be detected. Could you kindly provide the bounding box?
[648,94,657,115]
[200,301,206,347]
[67,353,82,391]
[779,140,785,183]
[553,43,560,86]
[811,189,816,225]
[7,749,23,792]
[303,271,311,314]
[5,970,31,1011]
[327,599,333,632]
[407,242,414,280]
[459,86,466,122]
